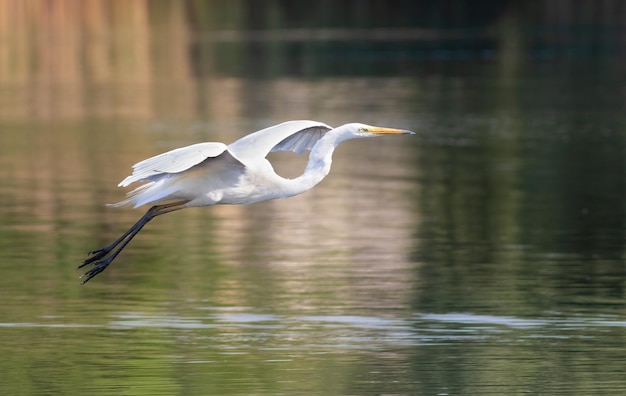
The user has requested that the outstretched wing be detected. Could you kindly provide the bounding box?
[227,120,332,160]
[117,120,333,188]
[118,142,229,187]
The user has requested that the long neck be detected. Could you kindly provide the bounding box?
[281,132,342,197]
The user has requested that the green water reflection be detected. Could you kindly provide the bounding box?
[1,1,626,395]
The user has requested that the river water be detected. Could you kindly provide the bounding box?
[1,2,625,395]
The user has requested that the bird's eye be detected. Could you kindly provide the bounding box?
[359,127,368,133]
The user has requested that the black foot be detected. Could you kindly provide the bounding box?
[80,257,114,284]
[79,247,111,268]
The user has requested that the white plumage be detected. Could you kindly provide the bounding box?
[118,142,229,187]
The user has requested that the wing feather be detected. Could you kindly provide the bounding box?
[118,142,229,187]
[228,120,332,160]
[271,126,329,154]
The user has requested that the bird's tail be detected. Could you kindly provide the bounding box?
[107,180,178,209]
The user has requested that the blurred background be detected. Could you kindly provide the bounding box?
[1,1,626,394]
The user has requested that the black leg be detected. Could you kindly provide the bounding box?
[79,201,187,284]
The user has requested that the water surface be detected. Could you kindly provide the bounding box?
[1,2,626,395]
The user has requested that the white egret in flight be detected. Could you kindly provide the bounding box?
[79,120,414,283]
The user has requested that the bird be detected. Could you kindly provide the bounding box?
[79,120,414,283]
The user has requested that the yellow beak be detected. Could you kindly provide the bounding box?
[368,126,415,135]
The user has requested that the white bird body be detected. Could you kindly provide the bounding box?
[80,120,413,283]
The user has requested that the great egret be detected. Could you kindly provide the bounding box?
[79,120,414,283]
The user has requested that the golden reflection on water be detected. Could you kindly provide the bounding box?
[0,1,416,123]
